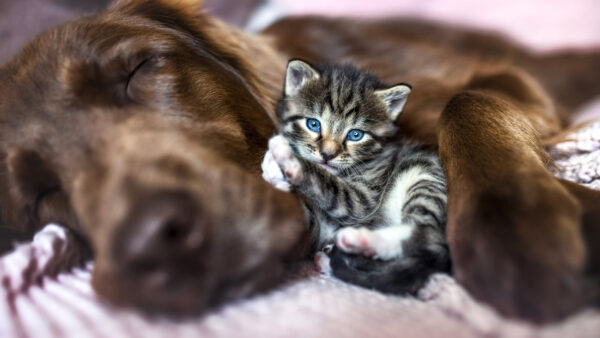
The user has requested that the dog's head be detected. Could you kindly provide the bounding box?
[0,0,304,314]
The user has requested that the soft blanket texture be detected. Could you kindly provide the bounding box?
[1,119,600,338]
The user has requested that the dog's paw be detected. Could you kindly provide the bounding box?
[268,135,303,185]
[314,251,332,274]
[261,149,291,192]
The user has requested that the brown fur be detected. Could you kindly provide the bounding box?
[0,0,599,322]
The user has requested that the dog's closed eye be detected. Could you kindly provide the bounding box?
[126,59,149,94]
[66,52,160,106]
[125,56,157,102]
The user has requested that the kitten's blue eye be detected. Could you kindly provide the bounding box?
[306,118,321,132]
[347,129,364,141]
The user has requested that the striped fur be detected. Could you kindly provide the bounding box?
[275,60,450,293]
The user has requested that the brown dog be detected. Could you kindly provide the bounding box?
[0,0,598,322]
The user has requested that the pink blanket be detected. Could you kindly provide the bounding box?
[1,120,599,338]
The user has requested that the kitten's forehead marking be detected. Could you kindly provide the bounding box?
[332,119,346,136]
[313,102,321,116]
[341,102,357,117]
[316,102,329,117]
[319,117,345,141]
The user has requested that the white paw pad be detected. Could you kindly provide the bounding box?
[268,135,303,185]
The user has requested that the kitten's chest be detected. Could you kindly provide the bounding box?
[381,166,431,226]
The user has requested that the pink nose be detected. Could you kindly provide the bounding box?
[320,140,339,162]
[320,151,336,162]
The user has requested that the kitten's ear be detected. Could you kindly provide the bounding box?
[285,59,320,97]
[374,84,412,121]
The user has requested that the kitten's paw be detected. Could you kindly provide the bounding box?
[314,251,332,274]
[336,227,402,260]
[336,227,377,258]
[268,135,303,185]
[261,149,291,191]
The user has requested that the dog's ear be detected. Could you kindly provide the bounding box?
[284,59,320,97]
[158,0,204,15]
[110,0,204,19]
[112,0,204,7]
[374,83,412,121]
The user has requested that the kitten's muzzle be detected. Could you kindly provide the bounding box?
[320,152,336,162]
[320,140,341,162]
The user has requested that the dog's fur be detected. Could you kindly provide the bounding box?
[0,0,599,322]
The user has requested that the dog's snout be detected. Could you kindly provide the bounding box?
[117,191,204,274]
[92,180,218,313]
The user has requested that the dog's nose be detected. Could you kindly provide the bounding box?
[116,191,204,276]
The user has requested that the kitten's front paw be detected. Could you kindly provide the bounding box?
[268,135,304,185]
[262,149,292,192]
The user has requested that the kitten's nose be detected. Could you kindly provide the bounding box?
[320,140,339,162]
[321,151,335,162]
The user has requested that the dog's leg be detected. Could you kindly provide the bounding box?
[438,88,589,323]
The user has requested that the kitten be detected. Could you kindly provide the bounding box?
[262,59,450,293]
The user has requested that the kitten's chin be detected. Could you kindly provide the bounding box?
[318,163,338,174]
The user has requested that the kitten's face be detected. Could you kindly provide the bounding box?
[277,60,410,174]
[279,86,392,174]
